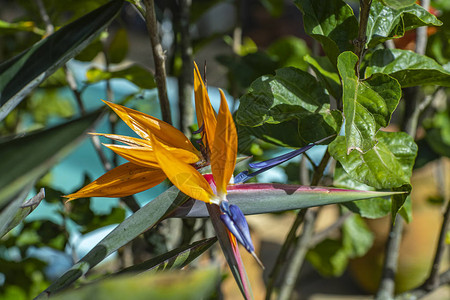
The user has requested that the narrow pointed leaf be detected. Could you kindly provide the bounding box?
[0,0,124,121]
[0,110,103,209]
[37,186,190,298]
[118,237,217,275]
[50,267,220,300]
[338,51,401,153]
[366,49,450,87]
[168,184,405,218]
[206,204,253,300]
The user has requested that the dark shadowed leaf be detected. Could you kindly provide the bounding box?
[118,237,217,274]
[304,55,342,100]
[294,0,358,65]
[236,67,342,147]
[0,110,102,209]
[0,0,123,121]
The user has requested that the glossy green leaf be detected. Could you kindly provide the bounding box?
[86,64,156,89]
[366,49,450,87]
[51,267,219,300]
[367,0,442,47]
[334,163,391,219]
[108,28,128,64]
[328,132,417,218]
[236,67,342,147]
[338,51,401,153]
[0,110,102,209]
[304,55,342,100]
[169,185,405,218]
[118,237,217,275]
[266,36,310,70]
[294,0,358,65]
[381,0,416,9]
[37,186,190,298]
[0,0,124,122]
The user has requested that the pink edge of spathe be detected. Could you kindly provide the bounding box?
[230,234,253,300]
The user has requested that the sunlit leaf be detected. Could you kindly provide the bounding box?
[366,49,450,87]
[367,0,442,47]
[338,51,401,153]
[381,0,416,9]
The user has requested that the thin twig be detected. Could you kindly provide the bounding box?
[395,269,450,300]
[424,198,450,290]
[142,0,172,124]
[175,0,194,136]
[277,209,318,300]
[265,209,307,300]
[354,0,373,77]
[375,215,404,300]
[21,188,45,208]
[35,0,54,34]
[415,0,430,56]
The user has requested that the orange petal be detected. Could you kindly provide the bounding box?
[211,89,237,198]
[193,63,217,152]
[103,100,197,153]
[150,132,215,203]
[90,133,152,147]
[104,143,199,169]
[64,163,166,201]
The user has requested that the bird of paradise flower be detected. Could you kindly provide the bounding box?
[65,62,266,270]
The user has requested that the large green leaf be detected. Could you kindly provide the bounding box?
[0,0,124,121]
[381,0,416,9]
[338,51,401,153]
[236,67,342,147]
[334,163,391,219]
[51,267,219,300]
[118,237,217,275]
[367,0,442,47]
[366,49,450,87]
[36,186,190,298]
[0,110,103,209]
[294,0,358,65]
[168,185,405,218]
[328,132,417,218]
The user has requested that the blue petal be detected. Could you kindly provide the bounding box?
[248,144,314,169]
[220,202,255,253]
